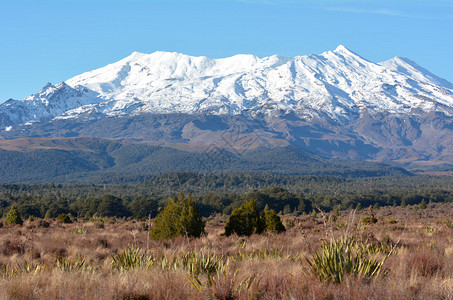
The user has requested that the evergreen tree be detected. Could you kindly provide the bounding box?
[150,193,205,240]
[263,209,286,233]
[178,195,205,237]
[283,204,292,215]
[299,198,313,214]
[224,199,264,236]
[5,205,23,226]
[129,198,159,219]
[419,199,427,209]
[98,195,130,217]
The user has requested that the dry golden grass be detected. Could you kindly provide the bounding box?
[0,203,452,299]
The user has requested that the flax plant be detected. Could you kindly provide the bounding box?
[305,236,390,283]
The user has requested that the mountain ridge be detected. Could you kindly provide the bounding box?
[2,45,452,127]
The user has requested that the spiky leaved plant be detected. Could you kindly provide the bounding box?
[305,236,389,284]
[111,245,153,271]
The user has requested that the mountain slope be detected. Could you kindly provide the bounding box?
[62,46,453,119]
[0,46,452,169]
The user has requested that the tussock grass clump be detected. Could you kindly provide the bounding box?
[406,251,444,277]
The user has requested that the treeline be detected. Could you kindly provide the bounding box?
[1,184,452,220]
[2,172,452,199]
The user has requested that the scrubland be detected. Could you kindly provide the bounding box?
[0,203,452,299]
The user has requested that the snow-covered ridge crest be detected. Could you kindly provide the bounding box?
[2,45,453,127]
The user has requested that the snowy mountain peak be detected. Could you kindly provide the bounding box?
[382,56,453,90]
[334,44,353,54]
[1,46,453,128]
[42,82,54,91]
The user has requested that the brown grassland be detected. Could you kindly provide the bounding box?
[0,203,452,299]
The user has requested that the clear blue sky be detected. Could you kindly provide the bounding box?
[1,0,452,102]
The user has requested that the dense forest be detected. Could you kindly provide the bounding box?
[0,141,410,183]
[1,172,452,219]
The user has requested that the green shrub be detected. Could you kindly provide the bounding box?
[442,219,453,229]
[419,199,427,209]
[263,209,286,233]
[362,215,378,225]
[150,193,205,240]
[362,206,377,225]
[36,219,50,228]
[225,199,264,236]
[57,214,72,224]
[5,205,23,226]
[225,200,287,236]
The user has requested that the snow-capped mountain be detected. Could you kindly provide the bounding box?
[1,46,452,169]
[63,45,453,119]
[0,82,101,126]
[2,45,452,126]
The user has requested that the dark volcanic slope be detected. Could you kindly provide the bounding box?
[1,111,452,170]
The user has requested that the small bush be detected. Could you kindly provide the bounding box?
[97,238,110,249]
[282,218,295,229]
[57,214,72,224]
[425,225,437,234]
[407,252,443,277]
[5,205,23,226]
[71,226,87,234]
[362,216,378,225]
[225,199,264,236]
[362,206,377,225]
[1,240,25,256]
[150,193,205,240]
[95,221,105,229]
[418,199,427,209]
[441,219,453,229]
[36,219,50,228]
[53,248,68,260]
[263,209,286,233]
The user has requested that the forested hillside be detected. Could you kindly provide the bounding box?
[0,137,410,183]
